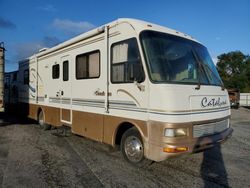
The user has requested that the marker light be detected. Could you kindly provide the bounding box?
[164,128,187,137]
[163,147,188,153]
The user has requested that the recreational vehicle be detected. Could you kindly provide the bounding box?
[17,18,233,164]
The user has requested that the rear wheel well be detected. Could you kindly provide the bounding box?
[115,122,134,146]
[37,108,43,121]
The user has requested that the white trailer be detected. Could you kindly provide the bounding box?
[0,42,5,112]
[240,93,250,107]
[17,18,232,164]
[4,71,19,110]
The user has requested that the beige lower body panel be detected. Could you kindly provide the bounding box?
[20,102,233,162]
[61,109,71,122]
[21,103,148,146]
[71,110,104,142]
[20,103,61,126]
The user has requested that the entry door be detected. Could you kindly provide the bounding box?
[60,55,72,125]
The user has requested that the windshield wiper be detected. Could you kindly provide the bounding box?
[200,63,225,90]
[195,62,201,90]
[192,50,225,91]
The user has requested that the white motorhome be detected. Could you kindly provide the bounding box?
[17,18,233,164]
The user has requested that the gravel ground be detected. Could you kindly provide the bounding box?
[0,108,249,188]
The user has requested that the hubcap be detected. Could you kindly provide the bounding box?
[124,136,143,163]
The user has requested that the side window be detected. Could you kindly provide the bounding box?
[76,50,100,79]
[24,69,29,85]
[52,64,60,79]
[111,38,144,83]
[63,61,69,81]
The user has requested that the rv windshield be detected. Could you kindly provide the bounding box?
[140,31,223,86]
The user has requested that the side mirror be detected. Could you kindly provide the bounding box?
[134,64,145,83]
[134,80,145,91]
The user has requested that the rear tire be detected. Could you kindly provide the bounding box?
[38,110,51,130]
[121,127,152,167]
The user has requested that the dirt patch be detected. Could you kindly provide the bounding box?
[0,108,249,187]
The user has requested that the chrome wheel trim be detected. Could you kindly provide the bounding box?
[124,135,143,163]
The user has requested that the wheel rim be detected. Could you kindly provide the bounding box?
[124,135,143,163]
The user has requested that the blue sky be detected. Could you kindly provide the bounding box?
[1,0,249,72]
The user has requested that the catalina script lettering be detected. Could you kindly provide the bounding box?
[201,97,227,108]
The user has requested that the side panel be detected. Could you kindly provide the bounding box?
[43,105,60,125]
[18,60,33,117]
[72,110,103,142]
[38,54,61,126]
[60,55,72,124]
[103,22,149,144]
[23,103,60,126]
[17,24,150,148]
[103,115,148,145]
[70,35,106,140]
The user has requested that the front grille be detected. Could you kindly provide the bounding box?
[193,119,229,138]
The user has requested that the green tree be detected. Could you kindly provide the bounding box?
[216,51,250,92]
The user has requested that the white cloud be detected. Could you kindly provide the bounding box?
[215,36,221,40]
[52,19,95,35]
[212,57,218,65]
[42,36,61,47]
[14,36,61,61]
[15,42,43,60]
[37,4,57,12]
[0,17,16,29]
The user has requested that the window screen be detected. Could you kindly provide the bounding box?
[52,64,60,79]
[63,61,69,81]
[111,38,144,83]
[76,51,100,79]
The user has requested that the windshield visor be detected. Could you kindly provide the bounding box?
[140,31,223,86]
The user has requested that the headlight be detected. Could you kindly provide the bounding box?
[164,128,187,137]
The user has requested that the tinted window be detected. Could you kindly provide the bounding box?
[76,51,100,79]
[52,64,60,79]
[63,61,69,81]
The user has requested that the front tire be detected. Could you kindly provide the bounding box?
[38,110,51,130]
[121,128,151,166]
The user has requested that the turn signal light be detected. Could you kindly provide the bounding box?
[163,147,188,153]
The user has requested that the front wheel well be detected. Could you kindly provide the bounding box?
[37,108,43,121]
[115,122,135,146]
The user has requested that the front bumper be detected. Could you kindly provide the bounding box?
[144,117,233,162]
